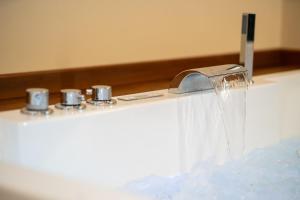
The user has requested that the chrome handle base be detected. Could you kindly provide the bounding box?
[21,107,54,116]
[55,103,86,111]
[87,98,117,106]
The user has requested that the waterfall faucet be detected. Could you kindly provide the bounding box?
[168,64,246,94]
[239,13,256,81]
[168,13,255,94]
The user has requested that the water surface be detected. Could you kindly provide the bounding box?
[124,138,300,200]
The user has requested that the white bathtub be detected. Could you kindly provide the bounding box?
[0,70,300,199]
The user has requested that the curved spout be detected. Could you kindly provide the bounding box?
[168,64,247,94]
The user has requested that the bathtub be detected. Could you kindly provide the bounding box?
[0,70,300,199]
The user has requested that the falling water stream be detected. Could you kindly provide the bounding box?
[176,72,249,170]
[210,72,249,160]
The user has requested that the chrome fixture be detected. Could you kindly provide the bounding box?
[118,93,164,101]
[21,88,53,115]
[168,13,255,94]
[86,85,117,106]
[168,64,246,94]
[240,13,256,81]
[55,89,86,110]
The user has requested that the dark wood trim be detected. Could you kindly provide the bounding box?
[0,49,299,111]
[281,49,300,65]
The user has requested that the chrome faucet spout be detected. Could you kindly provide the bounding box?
[168,13,255,94]
[240,13,256,81]
[168,64,246,94]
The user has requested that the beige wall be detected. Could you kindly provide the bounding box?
[281,0,300,49]
[0,0,287,74]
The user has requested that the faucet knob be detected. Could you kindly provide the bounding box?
[21,88,53,115]
[60,89,83,106]
[26,88,49,111]
[55,89,86,110]
[91,85,112,101]
[87,85,117,105]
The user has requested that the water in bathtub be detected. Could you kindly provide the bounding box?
[124,137,300,200]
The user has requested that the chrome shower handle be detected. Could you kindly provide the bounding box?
[240,13,256,81]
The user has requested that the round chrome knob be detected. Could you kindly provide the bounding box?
[87,85,117,106]
[91,85,112,101]
[21,88,53,115]
[60,89,82,106]
[26,88,49,111]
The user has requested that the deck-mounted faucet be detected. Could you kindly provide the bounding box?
[168,64,246,94]
[240,13,256,81]
[168,13,255,94]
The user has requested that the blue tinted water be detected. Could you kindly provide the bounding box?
[124,138,300,200]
